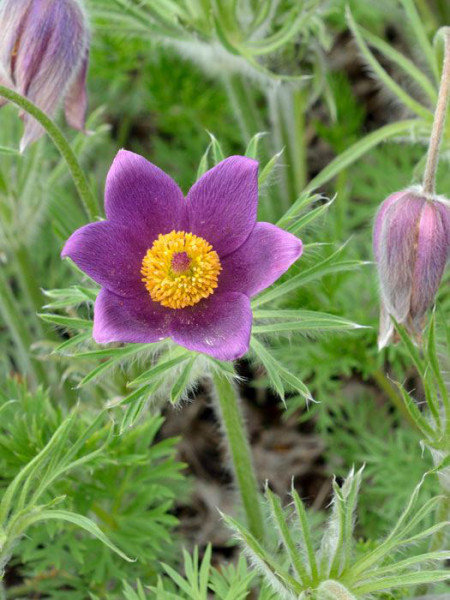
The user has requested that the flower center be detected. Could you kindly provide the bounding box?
[141,230,222,309]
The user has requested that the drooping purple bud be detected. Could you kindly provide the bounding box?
[0,0,90,150]
[373,187,450,349]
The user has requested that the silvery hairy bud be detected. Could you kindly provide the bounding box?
[0,0,90,150]
[373,187,450,349]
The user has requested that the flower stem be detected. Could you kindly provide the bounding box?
[268,86,308,214]
[372,368,420,431]
[0,85,97,221]
[0,267,45,386]
[422,28,450,196]
[14,246,46,337]
[212,371,264,541]
[223,74,264,142]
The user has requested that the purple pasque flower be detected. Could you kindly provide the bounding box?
[0,0,90,151]
[62,151,303,361]
[373,187,450,349]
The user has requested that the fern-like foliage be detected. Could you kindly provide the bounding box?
[0,379,185,598]
[119,548,277,600]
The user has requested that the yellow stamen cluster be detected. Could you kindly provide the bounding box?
[141,230,222,309]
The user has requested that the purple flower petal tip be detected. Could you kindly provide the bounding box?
[0,0,90,147]
[187,155,259,257]
[104,149,185,234]
[220,222,302,297]
[63,153,303,361]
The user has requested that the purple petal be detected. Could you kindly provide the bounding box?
[378,193,424,322]
[171,292,252,360]
[0,70,13,108]
[104,150,186,237]
[410,201,449,321]
[61,220,149,298]
[14,0,89,149]
[373,190,406,261]
[93,288,171,344]
[0,0,29,108]
[377,300,394,350]
[436,200,450,248]
[0,0,30,79]
[64,51,89,131]
[219,222,302,297]
[186,156,258,257]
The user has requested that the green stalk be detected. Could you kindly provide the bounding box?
[223,74,265,141]
[372,368,420,432]
[267,85,309,217]
[422,28,450,196]
[268,88,296,212]
[14,246,45,338]
[334,170,349,240]
[0,85,97,221]
[12,245,66,395]
[0,267,46,386]
[212,371,264,541]
[415,494,450,596]
[289,88,308,195]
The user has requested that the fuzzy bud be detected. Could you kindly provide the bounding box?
[0,0,90,150]
[373,187,450,349]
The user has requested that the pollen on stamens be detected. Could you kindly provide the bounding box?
[141,230,222,309]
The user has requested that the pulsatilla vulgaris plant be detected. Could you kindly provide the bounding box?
[1,1,449,598]
[41,136,364,543]
[61,150,303,360]
[0,0,90,150]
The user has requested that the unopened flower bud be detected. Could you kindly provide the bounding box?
[0,0,90,150]
[373,187,450,349]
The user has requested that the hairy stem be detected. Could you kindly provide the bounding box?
[415,494,450,596]
[14,246,45,338]
[223,74,264,142]
[422,28,450,196]
[372,368,420,431]
[0,85,97,220]
[0,267,46,387]
[212,371,264,541]
[268,86,308,214]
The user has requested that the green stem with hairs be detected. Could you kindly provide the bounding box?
[223,74,264,142]
[0,267,46,386]
[372,368,420,431]
[14,245,46,338]
[289,88,308,196]
[0,85,97,220]
[415,494,450,596]
[422,28,450,196]
[212,371,264,541]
